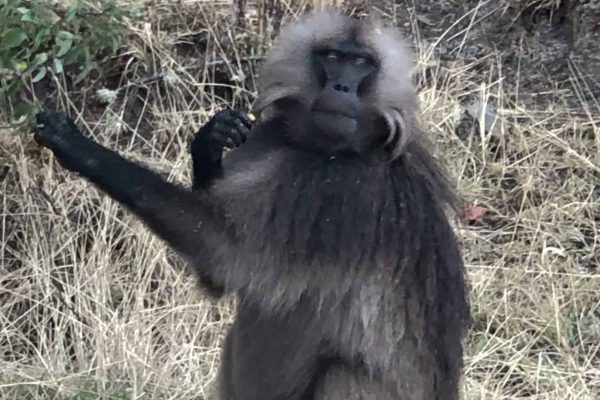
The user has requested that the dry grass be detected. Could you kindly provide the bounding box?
[1,1,599,399]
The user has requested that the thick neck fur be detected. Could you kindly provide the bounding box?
[215,117,460,288]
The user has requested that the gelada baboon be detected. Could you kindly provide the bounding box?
[34,11,470,400]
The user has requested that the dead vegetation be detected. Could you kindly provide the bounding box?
[1,1,598,399]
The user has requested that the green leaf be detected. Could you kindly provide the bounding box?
[65,1,80,22]
[16,7,34,23]
[1,0,21,16]
[20,13,36,23]
[57,31,74,41]
[2,28,27,49]
[30,52,48,69]
[53,58,63,74]
[55,31,74,57]
[62,46,82,66]
[111,35,121,53]
[31,66,46,83]
[15,60,27,72]
[33,28,51,48]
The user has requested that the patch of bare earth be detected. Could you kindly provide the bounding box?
[1,1,598,399]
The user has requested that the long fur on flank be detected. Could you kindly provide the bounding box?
[209,120,469,398]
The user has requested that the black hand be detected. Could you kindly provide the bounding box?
[35,111,95,173]
[191,110,252,190]
[35,111,79,149]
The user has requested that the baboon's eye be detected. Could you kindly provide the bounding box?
[326,51,339,61]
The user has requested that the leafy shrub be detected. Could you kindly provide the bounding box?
[0,0,141,122]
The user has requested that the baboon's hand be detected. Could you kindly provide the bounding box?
[34,111,95,174]
[191,110,252,163]
[35,111,82,152]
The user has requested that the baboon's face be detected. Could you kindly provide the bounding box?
[275,39,386,156]
[307,40,380,150]
[298,41,381,153]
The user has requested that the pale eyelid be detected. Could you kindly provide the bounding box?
[326,51,339,60]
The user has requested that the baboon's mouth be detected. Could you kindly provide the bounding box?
[311,110,358,137]
[312,109,357,122]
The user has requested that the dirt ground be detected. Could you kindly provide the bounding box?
[1,1,599,399]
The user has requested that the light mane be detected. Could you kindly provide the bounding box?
[254,11,419,158]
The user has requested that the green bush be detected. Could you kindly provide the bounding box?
[0,0,141,123]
